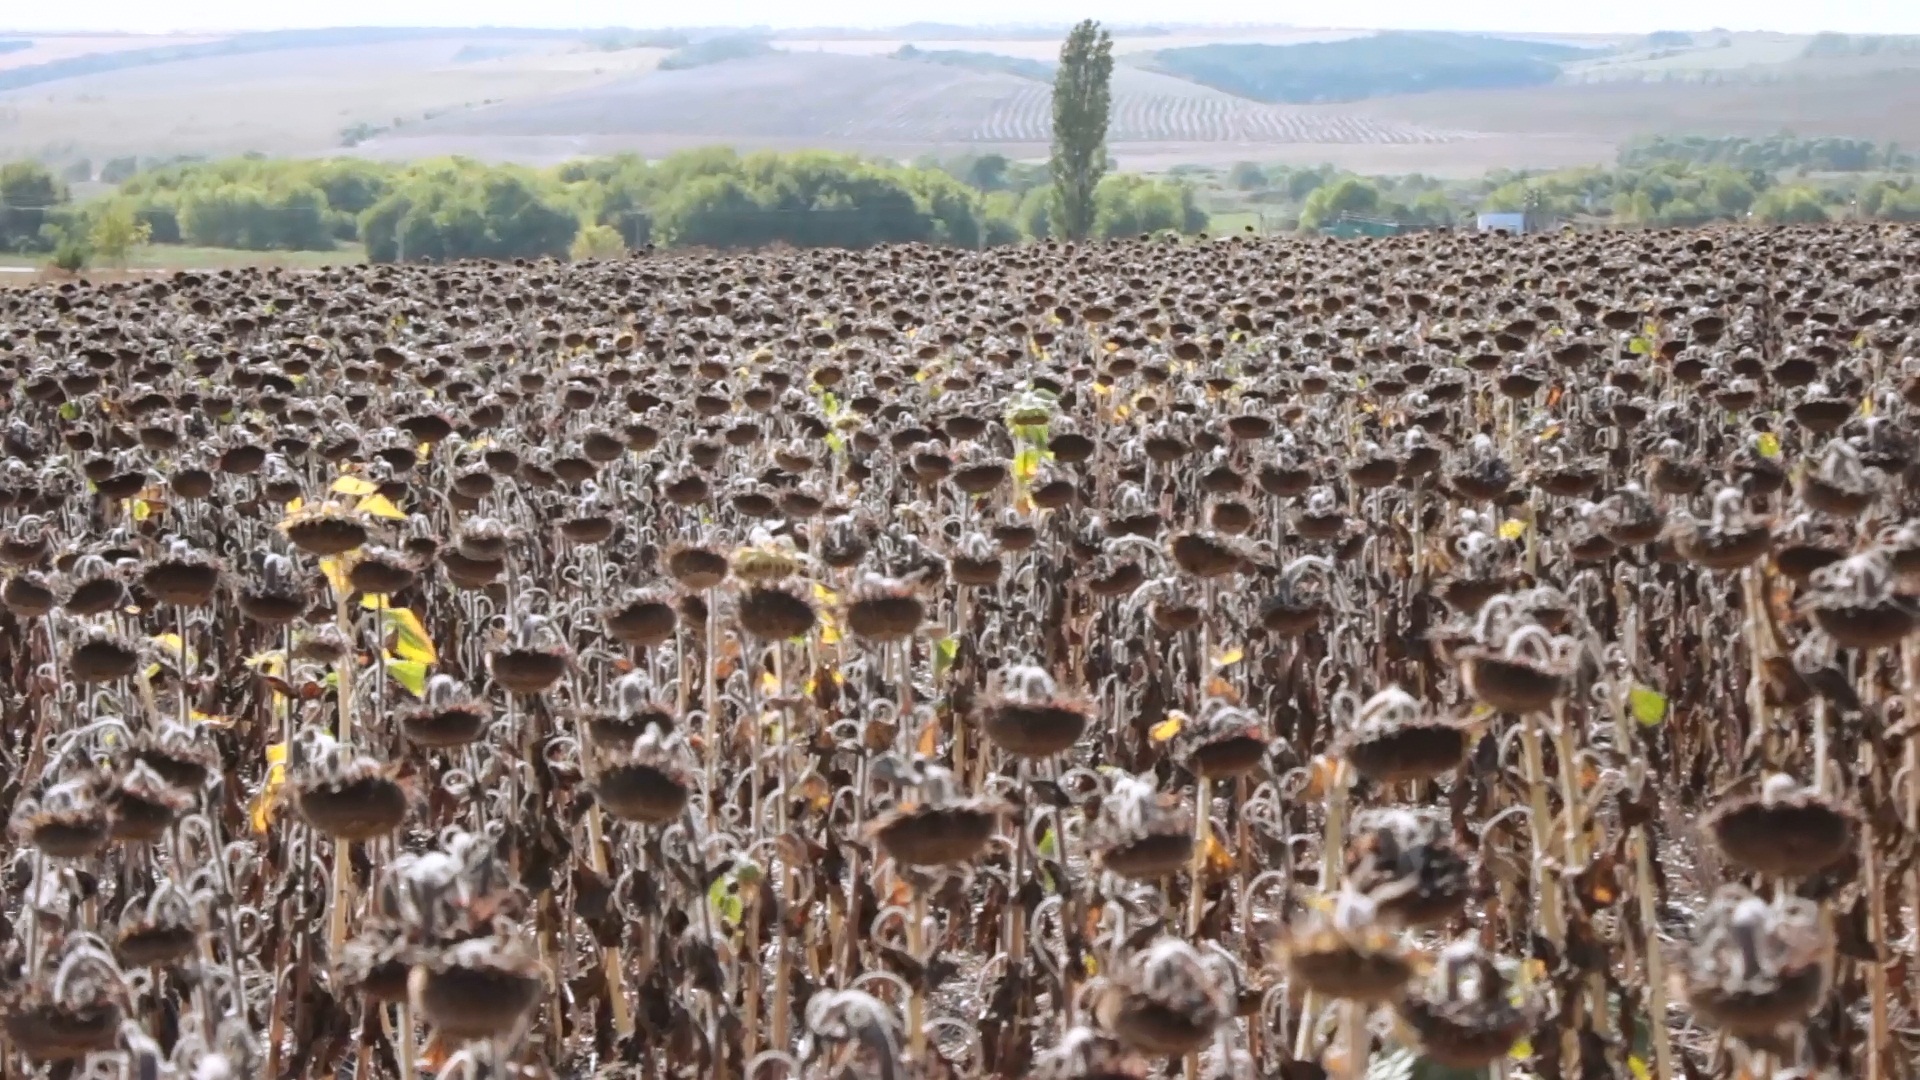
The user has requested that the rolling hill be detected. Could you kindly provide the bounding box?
[1146,32,1598,103]
[373,52,1460,149]
[0,24,1917,174]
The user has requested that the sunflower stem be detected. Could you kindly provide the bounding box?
[329,582,357,963]
[583,803,633,1037]
[1517,713,1564,948]
[1188,774,1212,940]
[1342,1000,1368,1080]
[908,885,928,1062]
[1633,828,1675,1080]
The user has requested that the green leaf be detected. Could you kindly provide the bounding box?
[1629,684,1668,727]
[1013,445,1047,482]
[819,390,840,418]
[386,657,428,698]
[1627,336,1650,355]
[1037,826,1058,859]
[823,431,845,455]
[932,635,959,681]
[708,871,742,929]
[58,401,81,421]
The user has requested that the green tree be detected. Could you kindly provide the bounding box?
[963,153,1012,192]
[1404,190,1460,228]
[1093,174,1208,237]
[100,157,140,183]
[570,223,625,261]
[0,161,67,252]
[1049,19,1114,240]
[88,200,151,266]
[1752,185,1829,224]
[982,191,1025,245]
[1018,186,1056,239]
[1227,161,1267,191]
[1298,177,1381,229]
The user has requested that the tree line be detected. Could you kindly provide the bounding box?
[0,149,1211,265]
[1216,157,1920,231]
[1618,134,1914,173]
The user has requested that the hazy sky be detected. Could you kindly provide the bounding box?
[6,1,1917,35]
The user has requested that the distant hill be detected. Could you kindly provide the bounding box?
[0,26,595,92]
[1147,32,1594,104]
[1801,33,1920,59]
[386,52,1455,146]
[3,23,1918,176]
[1563,31,1920,83]
[890,44,1053,81]
[1358,70,1920,147]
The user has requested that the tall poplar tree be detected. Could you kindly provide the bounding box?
[1050,19,1114,240]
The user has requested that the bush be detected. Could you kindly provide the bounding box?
[49,236,92,272]
[570,223,626,261]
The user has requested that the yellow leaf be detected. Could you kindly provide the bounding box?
[812,582,839,604]
[1510,1037,1533,1060]
[1757,432,1782,460]
[1498,519,1528,541]
[251,747,288,833]
[189,710,233,727]
[249,787,282,833]
[360,593,390,610]
[330,476,379,496]
[1628,1055,1651,1080]
[1212,647,1244,668]
[1204,833,1234,875]
[356,493,407,521]
[1150,712,1186,743]
[759,670,779,696]
[244,651,286,677]
[383,608,437,666]
[915,721,939,757]
[1862,397,1875,417]
[385,656,429,698]
[318,557,352,597]
[132,499,154,522]
[285,496,304,515]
